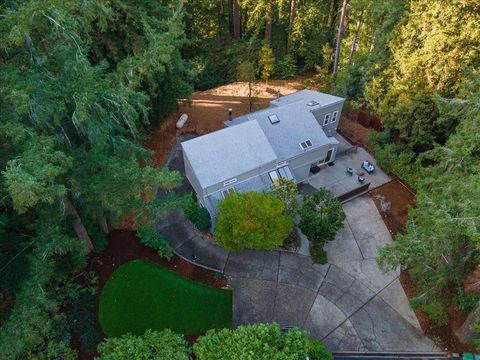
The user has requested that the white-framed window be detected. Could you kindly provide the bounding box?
[269,166,295,183]
[331,111,338,123]
[222,187,236,198]
[268,170,279,183]
[323,113,331,125]
[223,178,237,187]
[299,139,313,151]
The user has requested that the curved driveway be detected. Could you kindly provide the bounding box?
[157,195,436,352]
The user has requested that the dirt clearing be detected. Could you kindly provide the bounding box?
[145,77,306,167]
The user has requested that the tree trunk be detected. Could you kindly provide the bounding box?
[248,81,252,112]
[286,0,297,53]
[333,0,349,75]
[264,1,274,41]
[64,197,94,253]
[348,17,362,65]
[99,217,109,234]
[233,0,240,38]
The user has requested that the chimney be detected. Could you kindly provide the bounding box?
[228,108,233,121]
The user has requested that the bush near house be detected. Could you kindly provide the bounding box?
[215,192,293,251]
[182,193,212,231]
[299,189,345,263]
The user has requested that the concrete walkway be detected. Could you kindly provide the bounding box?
[157,195,437,352]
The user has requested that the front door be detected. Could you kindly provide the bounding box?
[319,148,334,166]
[325,148,334,163]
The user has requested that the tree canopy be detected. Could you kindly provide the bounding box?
[214,192,293,251]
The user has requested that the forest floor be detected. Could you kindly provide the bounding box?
[145,76,307,167]
[338,115,372,149]
[371,180,472,353]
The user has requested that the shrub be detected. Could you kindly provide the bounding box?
[270,178,298,218]
[299,189,345,246]
[215,192,293,251]
[182,193,211,231]
[368,132,419,188]
[67,292,102,352]
[308,339,334,360]
[193,323,315,359]
[97,329,190,360]
[309,243,328,264]
[136,226,173,260]
[86,223,108,253]
[258,42,275,82]
[276,55,297,79]
[422,300,449,327]
[454,289,480,312]
[191,207,211,231]
[470,316,480,351]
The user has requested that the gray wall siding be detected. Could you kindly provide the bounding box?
[288,144,338,182]
[183,152,204,200]
[204,160,276,196]
[312,101,344,137]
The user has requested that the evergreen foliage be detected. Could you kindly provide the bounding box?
[97,329,190,360]
[215,192,293,251]
[193,323,319,360]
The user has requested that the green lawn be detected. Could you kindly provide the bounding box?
[99,260,232,337]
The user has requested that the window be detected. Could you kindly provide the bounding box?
[323,113,331,125]
[222,187,235,198]
[223,178,237,187]
[306,100,319,107]
[268,114,280,124]
[269,166,295,183]
[269,170,279,183]
[331,111,338,123]
[299,139,313,151]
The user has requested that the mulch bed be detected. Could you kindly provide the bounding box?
[370,180,473,353]
[92,230,228,292]
[370,179,415,236]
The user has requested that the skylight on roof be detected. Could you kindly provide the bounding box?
[268,114,280,124]
[306,100,319,106]
[300,140,313,150]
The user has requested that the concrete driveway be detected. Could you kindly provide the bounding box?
[157,194,436,351]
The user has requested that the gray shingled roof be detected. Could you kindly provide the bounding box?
[269,89,344,108]
[181,120,277,189]
[236,103,330,160]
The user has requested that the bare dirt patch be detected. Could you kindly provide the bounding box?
[370,180,415,236]
[145,77,306,167]
[338,115,372,149]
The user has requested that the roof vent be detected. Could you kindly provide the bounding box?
[306,100,319,106]
[299,140,313,150]
[268,114,280,124]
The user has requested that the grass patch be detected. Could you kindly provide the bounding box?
[99,260,232,337]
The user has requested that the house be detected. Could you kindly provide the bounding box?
[181,89,345,218]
